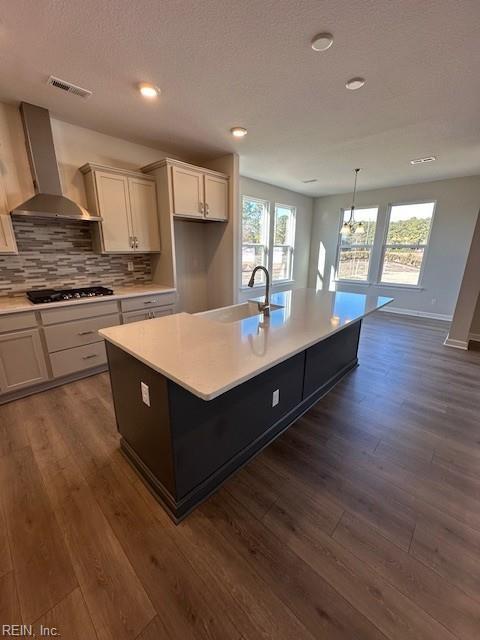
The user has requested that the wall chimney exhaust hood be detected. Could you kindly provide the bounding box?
[11,102,101,221]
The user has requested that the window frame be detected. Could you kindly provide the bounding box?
[272,202,296,284]
[334,205,380,285]
[239,195,297,289]
[240,195,271,289]
[377,199,437,288]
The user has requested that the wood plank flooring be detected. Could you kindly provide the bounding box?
[1,312,480,639]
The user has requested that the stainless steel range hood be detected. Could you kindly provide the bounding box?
[11,102,101,221]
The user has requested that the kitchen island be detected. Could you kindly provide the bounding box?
[100,288,392,521]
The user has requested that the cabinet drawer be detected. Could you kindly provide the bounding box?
[50,341,107,378]
[0,312,37,333]
[122,307,173,324]
[120,292,176,312]
[44,313,120,353]
[41,300,119,325]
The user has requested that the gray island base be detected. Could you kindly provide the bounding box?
[101,289,392,522]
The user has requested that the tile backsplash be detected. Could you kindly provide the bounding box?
[0,218,152,296]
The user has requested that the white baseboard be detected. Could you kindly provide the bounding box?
[379,306,452,322]
[469,332,480,343]
[443,335,468,350]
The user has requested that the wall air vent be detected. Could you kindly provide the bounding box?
[47,75,92,99]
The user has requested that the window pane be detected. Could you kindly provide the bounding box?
[273,205,296,281]
[274,205,295,245]
[385,202,434,245]
[341,207,378,246]
[338,247,371,281]
[241,245,266,286]
[242,197,269,244]
[381,247,424,286]
[272,246,292,281]
[242,196,269,286]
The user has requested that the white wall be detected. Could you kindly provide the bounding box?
[238,176,313,303]
[308,176,480,319]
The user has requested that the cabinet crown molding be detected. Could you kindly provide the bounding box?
[79,163,155,181]
[141,157,229,180]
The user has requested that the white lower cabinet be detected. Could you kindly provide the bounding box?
[49,341,107,378]
[0,329,48,393]
[0,291,176,401]
[122,307,173,324]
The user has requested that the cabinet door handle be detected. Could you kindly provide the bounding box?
[205,203,209,216]
[129,236,134,248]
[134,236,139,249]
[82,354,98,360]
[199,202,204,214]
[78,330,94,336]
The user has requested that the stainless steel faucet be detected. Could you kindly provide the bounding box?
[248,266,270,316]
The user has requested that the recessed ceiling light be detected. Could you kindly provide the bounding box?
[302,178,318,184]
[410,156,436,165]
[138,82,160,98]
[230,127,248,138]
[345,77,366,90]
[311,33,334,52]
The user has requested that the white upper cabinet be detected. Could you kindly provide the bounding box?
[0,178,18,254]
[204,174,228,221]
[94,171,132,252]
[81,164,161,254]
[171,166,205,219]
[128,177,161,252]
[142,158,229,223]
[0,215,18,254]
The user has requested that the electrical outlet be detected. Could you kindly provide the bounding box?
[127,261,134,272]
[272,389,279,407]
[141,381,150,407]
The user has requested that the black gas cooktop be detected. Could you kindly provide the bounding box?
[26,286,114,304]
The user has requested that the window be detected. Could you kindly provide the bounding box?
[336,207,378,281]
[241,196,297,286]
[380,202,435,286]
[241,196,269,286]
[273,204,296,281]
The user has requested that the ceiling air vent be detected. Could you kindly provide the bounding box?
[47,75,92,99]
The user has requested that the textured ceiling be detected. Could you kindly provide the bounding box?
[1,0,480,195]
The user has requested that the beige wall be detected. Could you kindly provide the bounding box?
[204,154,239,310]
[470,294,480,337]
[238,176,313,303]
[446,209,480,347]
[173,220,209,313]
[308,176,480,319]
[0,101,174,215]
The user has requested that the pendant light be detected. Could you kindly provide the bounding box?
[341,168,365,236]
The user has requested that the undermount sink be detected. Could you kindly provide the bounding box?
[202,301,283,323]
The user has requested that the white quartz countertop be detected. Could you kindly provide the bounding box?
[0,284,176,315]
[99,288,392,401]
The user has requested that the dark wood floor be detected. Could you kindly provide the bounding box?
[1,312,480,639]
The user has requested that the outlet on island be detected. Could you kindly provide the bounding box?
[272,389,279,407]
[141,381,150,407]
[127,261,134,272]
